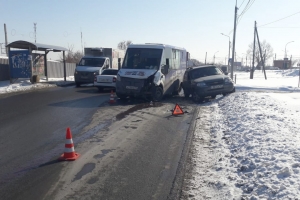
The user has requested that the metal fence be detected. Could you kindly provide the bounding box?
[0,57,76,81]
[46,62,76,78]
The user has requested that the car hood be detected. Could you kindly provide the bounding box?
[76,66,102,72]
[193,74,226,82]
[118,69,157,79]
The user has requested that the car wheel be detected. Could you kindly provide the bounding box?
[97,87,103,92]
[211,95,216,99]
[192,91,203,103]
[116,93,127,100]
[75,82,81,87]
[152,86,163,102]
[183,88,190,98]
[231,87,236,93]
[223,93,227,96]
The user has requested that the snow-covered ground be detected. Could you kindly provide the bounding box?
[181,69,300,200]
[0,76,75,94]
[1,69,300,199]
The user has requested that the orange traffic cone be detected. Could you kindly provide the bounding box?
[109,90,115,104]
[59,127,80,161]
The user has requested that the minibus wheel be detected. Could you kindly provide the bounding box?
[152,87,163,101]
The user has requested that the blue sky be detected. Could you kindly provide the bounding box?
[1,0,300,65]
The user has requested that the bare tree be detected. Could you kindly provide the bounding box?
[60,44,83,63]
[246,40,274,68]
[189,59,203,66]
[117,40,132,50]
[292,59,299,67]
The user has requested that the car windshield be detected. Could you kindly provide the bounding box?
[190,67,223,79]
[122,48,162,70]
[78,58,105,67]
[101,69,118,75]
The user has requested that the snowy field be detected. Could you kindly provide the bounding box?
[181,69,300,200]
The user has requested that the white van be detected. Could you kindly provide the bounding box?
[116,43,189,101]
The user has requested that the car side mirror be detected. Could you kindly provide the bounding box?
[225,72,228,75]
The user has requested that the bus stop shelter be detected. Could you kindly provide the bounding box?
[6,40,68,83]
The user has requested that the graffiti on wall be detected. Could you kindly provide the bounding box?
[9,50,32,78]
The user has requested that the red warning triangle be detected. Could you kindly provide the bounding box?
[172,104,184,115]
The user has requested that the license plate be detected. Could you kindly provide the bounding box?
[211,85,223,89]
[99,79,110,82]
[126,86,138,90]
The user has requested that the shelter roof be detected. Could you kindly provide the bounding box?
[6,40,67,52]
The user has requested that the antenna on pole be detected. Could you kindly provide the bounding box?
[34,23,37,43]
[81,28,83,55]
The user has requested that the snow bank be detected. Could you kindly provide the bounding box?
[182,92,300,199]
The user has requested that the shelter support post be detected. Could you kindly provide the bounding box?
[29,46,33,81]
[8,47,12,84]
[63,51,66,81]
[44,51,49,81]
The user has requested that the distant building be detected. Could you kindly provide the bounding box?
[274,59,291,69]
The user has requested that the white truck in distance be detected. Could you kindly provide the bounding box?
[74,47,124,87]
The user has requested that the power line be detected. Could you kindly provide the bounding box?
[238,0,255,22]
[258,11,300,27]
[260,26,300,29]
[238,0,247,9]
[228,0,255,35]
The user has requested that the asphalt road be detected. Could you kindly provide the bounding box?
[0,85,198,200]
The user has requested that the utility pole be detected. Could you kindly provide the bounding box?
[230,1,238,80]
[34,23,37,43]
[81,29,83,55]
[4,23,8,56]
[205,52,207,64]
[263,49,266,72]
[250,21,256,79]
[275,53,276,60]
[256,25,267,80]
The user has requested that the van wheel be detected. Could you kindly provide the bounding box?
[75,82,81,87]
[172,84,182,96]
[152,87,163,102]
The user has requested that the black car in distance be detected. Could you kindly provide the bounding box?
[182,65,235,102]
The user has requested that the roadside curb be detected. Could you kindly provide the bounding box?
[41,81,76,87]
[167,105,201,200]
